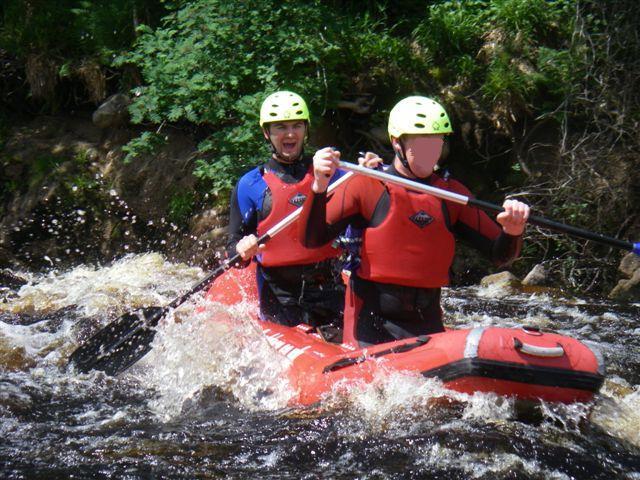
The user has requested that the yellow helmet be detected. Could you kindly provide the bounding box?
[259,91,310,128]
[388,96,453,139]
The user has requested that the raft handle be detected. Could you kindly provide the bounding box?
[513,338,565,358]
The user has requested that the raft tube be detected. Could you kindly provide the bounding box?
[205,264,604,406]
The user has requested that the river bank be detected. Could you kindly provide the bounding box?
[1,113,639,301]
[0,113,227,273]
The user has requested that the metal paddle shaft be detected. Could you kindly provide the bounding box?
[338,161,640,255]
[68,171,354,376]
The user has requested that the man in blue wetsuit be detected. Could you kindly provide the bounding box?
[226,91,346,328]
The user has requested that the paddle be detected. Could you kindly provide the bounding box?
[337,161,640,256]
[68,171,354,375]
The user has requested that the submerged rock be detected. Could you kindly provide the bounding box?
[480,271,522,291]
[0,269,28,291]
[0,338,37,371]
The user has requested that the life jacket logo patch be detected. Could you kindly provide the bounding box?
[289,193,307,207]
[409,210,433,228]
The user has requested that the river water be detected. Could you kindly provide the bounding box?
[1,252,639,479]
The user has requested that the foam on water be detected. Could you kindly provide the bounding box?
[592,380,640,448]
[137,298,296,419]
[417,444,573,480]
[327,369,452,432]
[0,253,639,465]
[0,252,202,317]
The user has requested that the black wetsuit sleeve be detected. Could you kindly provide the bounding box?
[491,232,522,266]
[225,183,257,265]
[299,192,360,248]
[452,222,522,267]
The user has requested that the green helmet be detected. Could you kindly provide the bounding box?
[388,96,453,139]
[259,91,310,128]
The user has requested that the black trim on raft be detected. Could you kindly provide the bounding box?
[423,357,604,393]
[323,336,430,373]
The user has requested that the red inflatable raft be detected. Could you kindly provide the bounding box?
[205,263,604,406]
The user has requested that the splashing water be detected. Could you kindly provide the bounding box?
[0,254,639,478]
[1,252,203,317]
[139,300,296,419]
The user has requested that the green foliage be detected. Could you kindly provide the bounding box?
[414,0,577,113]
[115,0,584,194]
[416,0,487,64]
[482,53,536,103]
[168,190,195,225]
[118,1,341,127]
[117,1,335,188]
[30,155,65,187]
[491,0,555,37]
[535,47,579,108]
[0,0,164,60]
[0,109,9,150]
[118,0,427,193]
[338,12,431,95]
[121,131,167,163]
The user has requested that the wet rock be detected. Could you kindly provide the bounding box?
[1,115,204,269]
[92,93,131,129]
[180,384,234,418]
[189,208,225,236]
[522,264,548,286]
[199,226,227,245]
[609,252,640,301]
[0,333,37,371]
[0,305,80,333]
[609,270,640,301]
[0,269,28,291]
[619,252,640,278]
[480,271,522,291]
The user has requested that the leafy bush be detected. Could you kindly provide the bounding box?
[117,1,343,191]
[0,0,166,109]
[0,0,163,59]
[414,0,577,113]
[122,131,167,163]
[116,0,431,193]
[168,190,195,225]
[415,0,487,65]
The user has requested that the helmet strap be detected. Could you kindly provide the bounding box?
[395,137,418,178]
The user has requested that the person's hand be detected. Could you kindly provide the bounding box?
[358,151,384,169]
[235,234,264,261]
[496,199,530,236]
[312,147,340,193]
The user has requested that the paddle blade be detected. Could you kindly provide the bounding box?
[68,306,167,376]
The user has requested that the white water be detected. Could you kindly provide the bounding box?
[1,252,639,455]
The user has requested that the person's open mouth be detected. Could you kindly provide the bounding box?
[282,140,298,155]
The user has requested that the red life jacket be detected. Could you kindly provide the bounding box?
[257,168,339,267]
[357,177,460,288]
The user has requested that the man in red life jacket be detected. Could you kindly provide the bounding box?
[299,96,530,347]
[226,91,347,327]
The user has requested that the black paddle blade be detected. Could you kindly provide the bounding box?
[68,306,168,376]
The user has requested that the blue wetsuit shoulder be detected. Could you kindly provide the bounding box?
[235,167,267,224]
